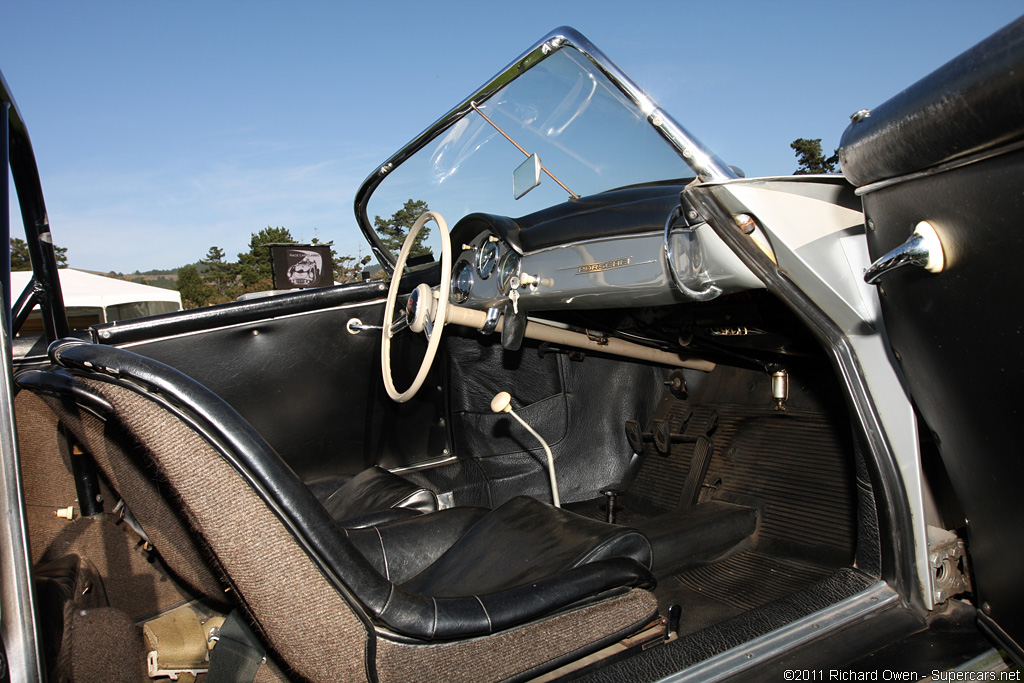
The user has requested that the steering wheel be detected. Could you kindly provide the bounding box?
[381,211,451,403]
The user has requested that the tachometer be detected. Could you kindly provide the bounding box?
[477,238,499,279]
[498,250,521,295]
[451,261,474,303]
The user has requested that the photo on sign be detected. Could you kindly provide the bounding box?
[270,245,334,290]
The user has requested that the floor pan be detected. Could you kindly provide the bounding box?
[607,396,859,635]
[661,550,837,635]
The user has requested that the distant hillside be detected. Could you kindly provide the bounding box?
[130,274,177,290]
[93,265,201,291]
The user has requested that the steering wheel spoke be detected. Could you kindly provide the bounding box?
[388,311,410,338]
[380,211,452,402]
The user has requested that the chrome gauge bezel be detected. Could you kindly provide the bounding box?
[451,260,474,303]
[498,250,522,295]
[477,238,499,279]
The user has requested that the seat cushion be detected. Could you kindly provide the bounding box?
[346,507,490,584]
[319,466,438,525]
[400,496,652,597]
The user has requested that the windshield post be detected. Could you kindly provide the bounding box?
[2,101,10,332]
[2,70,69,342]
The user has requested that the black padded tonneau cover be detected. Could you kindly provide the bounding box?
[839,16,1024,187]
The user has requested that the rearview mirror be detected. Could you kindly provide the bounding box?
[513,153,542,200]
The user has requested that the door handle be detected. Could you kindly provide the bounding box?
[864,221,945,285]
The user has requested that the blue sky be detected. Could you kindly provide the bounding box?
[2,1,1021,273]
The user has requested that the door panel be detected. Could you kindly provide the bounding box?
[95,283,447,481]
[862,149,1024,659]
[840,19,1024,659]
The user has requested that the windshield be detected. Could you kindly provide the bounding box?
[356,30,733,268]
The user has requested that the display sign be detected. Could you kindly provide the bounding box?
[270,244,334,290]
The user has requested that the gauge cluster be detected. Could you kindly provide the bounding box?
[450,232,519,308]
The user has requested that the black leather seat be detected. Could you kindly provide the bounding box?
[18,340,658,681]
[311,465,439,527]
[346,496,651,596]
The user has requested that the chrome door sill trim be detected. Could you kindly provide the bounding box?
[656,581,899,683]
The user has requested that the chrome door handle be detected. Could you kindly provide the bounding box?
[864,221,945,285]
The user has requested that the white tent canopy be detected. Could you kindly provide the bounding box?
[10,268,181,326]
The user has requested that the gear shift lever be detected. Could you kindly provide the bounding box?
[491,392,561,508]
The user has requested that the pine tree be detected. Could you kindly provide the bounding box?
[373,199,431,258]
[10,237,68,270]
[236,227,294,289]
[791,138,839,174]
[201,245,237,302]
[177,264,212,308]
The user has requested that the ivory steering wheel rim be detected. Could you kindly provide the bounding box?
[380,211,451,403]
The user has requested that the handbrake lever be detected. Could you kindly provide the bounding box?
[491,392,560,508]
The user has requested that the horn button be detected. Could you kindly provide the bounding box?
[406,283,434,334]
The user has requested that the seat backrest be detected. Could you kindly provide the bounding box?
[20,343,380,681]
[17,368,229,608]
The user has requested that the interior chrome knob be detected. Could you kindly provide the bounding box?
[864,220,945,285]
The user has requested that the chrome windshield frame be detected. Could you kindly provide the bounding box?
[354,26,737,274]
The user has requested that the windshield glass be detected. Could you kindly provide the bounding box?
[363,45,707,263]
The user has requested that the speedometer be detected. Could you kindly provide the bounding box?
[451,261,474,303]
[477,238,499,279]
[498,250,521,295]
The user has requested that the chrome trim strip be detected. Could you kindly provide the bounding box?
[555,256,657,274]
[526,230,663,256]
[354,26,736,273]
[853,137,1024,196]
[388,455,458,474]
[656,582,899,683]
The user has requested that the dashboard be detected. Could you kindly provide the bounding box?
[446,184,762,314]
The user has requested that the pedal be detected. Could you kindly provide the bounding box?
[653,412,693,456]
[679,436,713,508]
[625,419,660,453]
[704,410,720,437]
[600,488,623,524]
